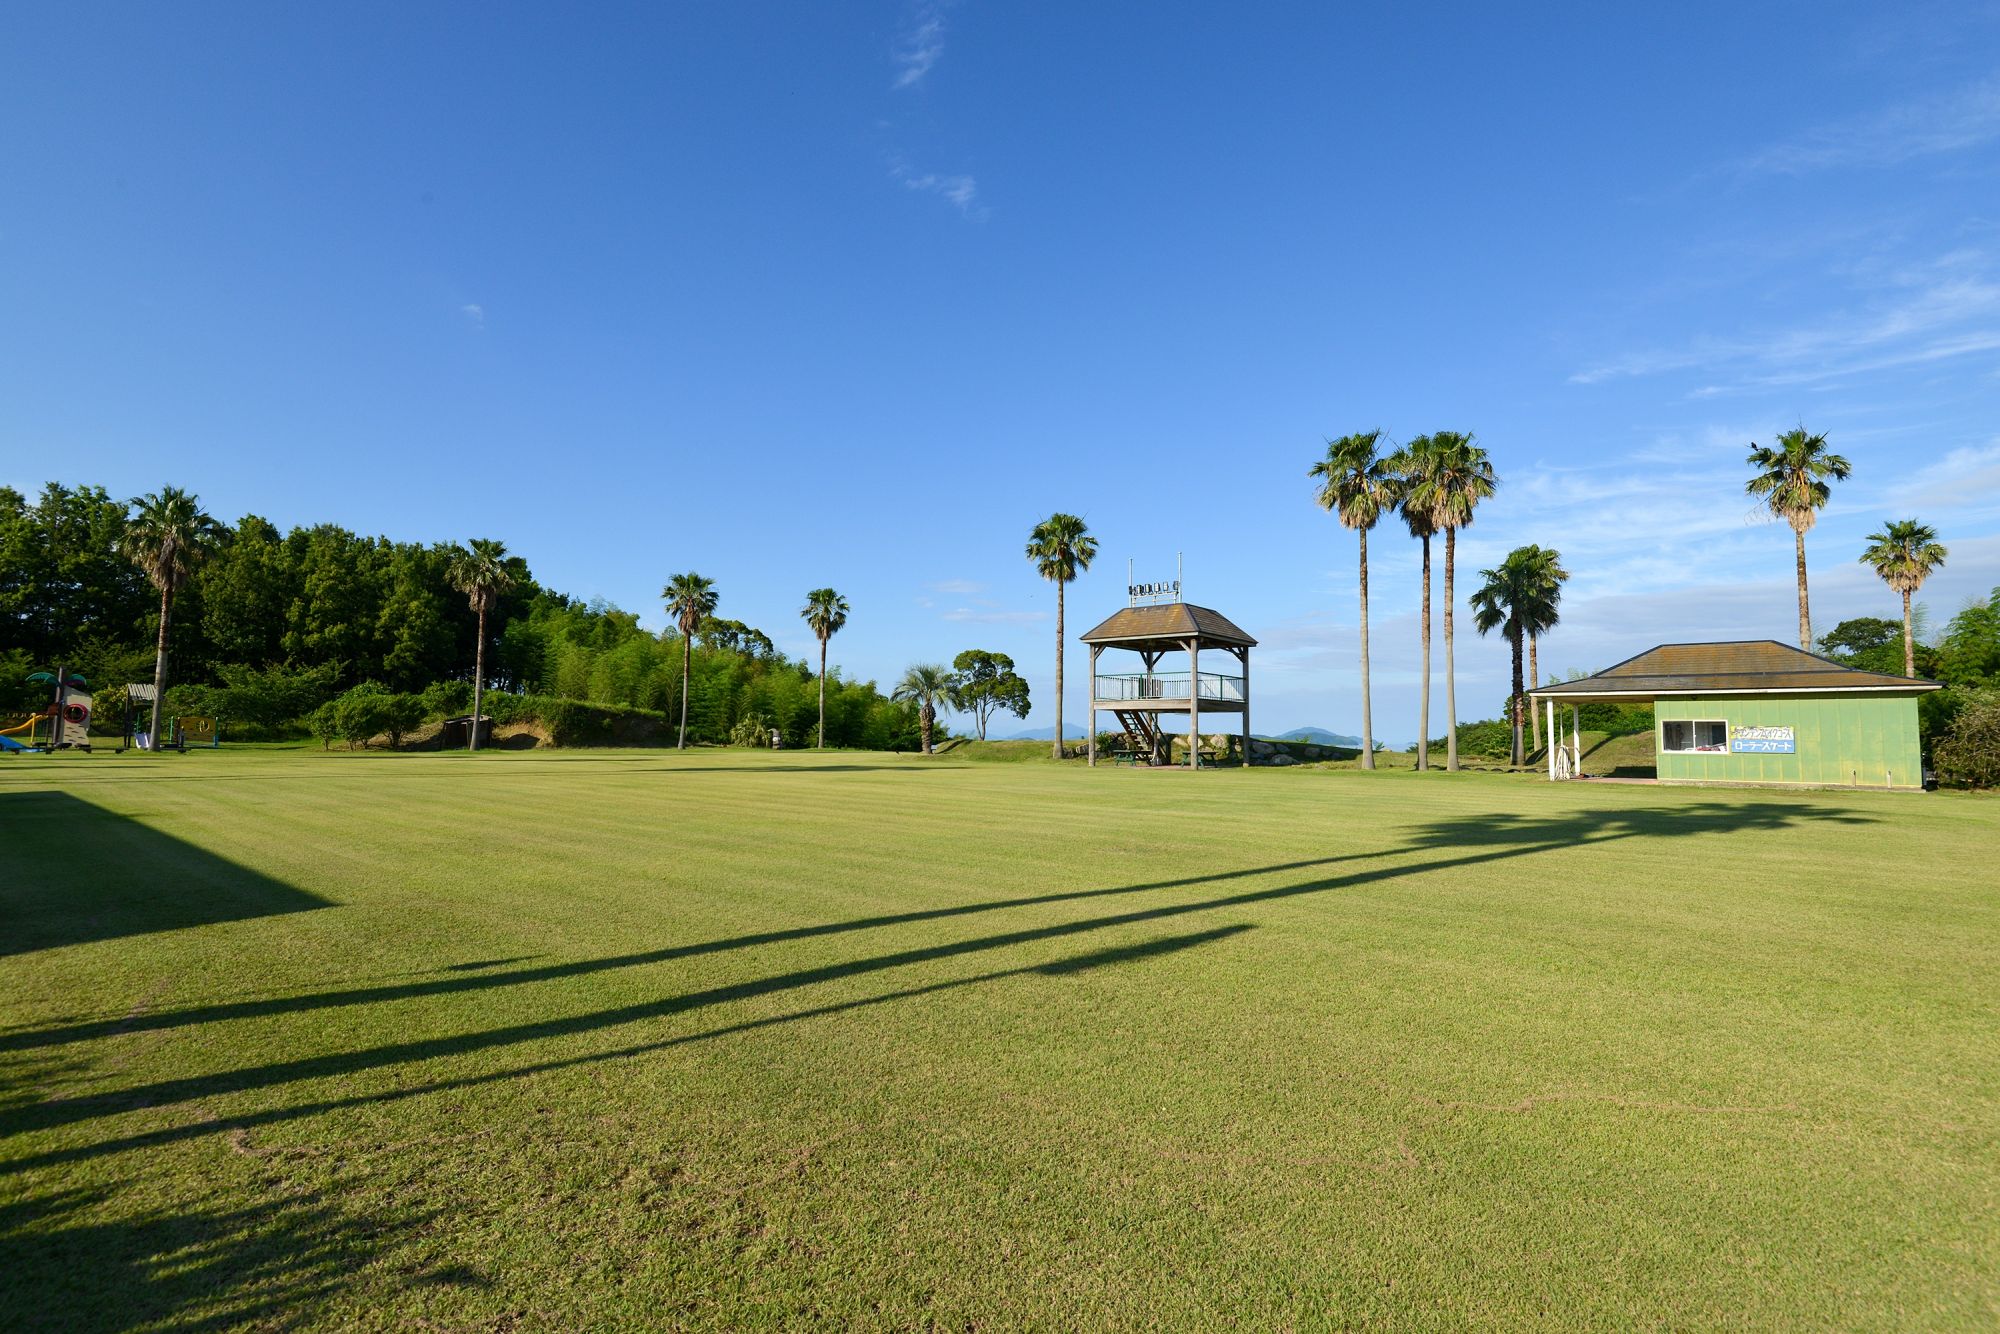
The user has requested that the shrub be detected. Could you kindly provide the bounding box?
[730,713,772,748]
[1934,694,2000,789]
[420,678,472,718]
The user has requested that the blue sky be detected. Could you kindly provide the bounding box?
[6,3,1999,741]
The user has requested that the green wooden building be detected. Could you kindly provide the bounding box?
[1529,641,1940,791]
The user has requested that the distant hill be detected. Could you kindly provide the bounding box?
[1002,724,1089,741]
[1272,726,1364,748]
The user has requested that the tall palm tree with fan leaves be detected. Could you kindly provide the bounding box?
[1388,435,1441,770]
[663,572,718,749]
[1025,513,1097,760]
[801,587,850,747]
[1860,520,1946,677]
[121,487,223,751]
[1404,431,1496,772]
[446,538,517,752]
[1310,430,1400,769]
[1746,427,1851,650]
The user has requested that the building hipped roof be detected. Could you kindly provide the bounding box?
[1529,640,1938,699]
[1079,602,1257,648]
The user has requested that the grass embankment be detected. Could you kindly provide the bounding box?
[1,749,1995,1328]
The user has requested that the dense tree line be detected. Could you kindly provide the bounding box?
[0,482,928,748]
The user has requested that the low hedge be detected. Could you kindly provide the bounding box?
[483,693,673,747]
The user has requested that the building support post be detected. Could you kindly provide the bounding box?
[1546,696,1557,781]
[1188,638,1201,770]
[1570,706,1581,778]
[1239,646,1250,770]
[1088,645,1100,768]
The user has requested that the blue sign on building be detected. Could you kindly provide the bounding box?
[1731,725,1795,754]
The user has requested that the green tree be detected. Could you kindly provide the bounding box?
[198,515,295,668]
[892,663,955,754]
[1401,431,1496,772]
[1746,427,1852,650]
[802,588,850,748]
[1860,520,1947,678]
[951,649,1031,741]
[0,483,151,663]
[446,538,518,752]
[1388,436,1441,770]
[120,488,223,750]
[1470,545,1567,765]
[1310,430,1400,769]
[1025,513,1098,759]
[1936,589,2000,686]
[662,572,719,749]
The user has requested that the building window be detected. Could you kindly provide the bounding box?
[1661,720,1728,753]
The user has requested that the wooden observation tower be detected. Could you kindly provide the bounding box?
[1079,574,1255,768]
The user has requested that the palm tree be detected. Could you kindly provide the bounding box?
[446,538,517,752]
[1310,431,1399,769]
[1388,435,1440,770]
[801,587,850,747]
[1522,546,1570,743]
[1470,545,1567,766]
[1402,432,1497,772]
[1860,520,1947,677]
[1025,513,1098,759]
[892,663,955,754]
[662,572,718,749]
[121,487,223,751]
[1746,427,1852,649]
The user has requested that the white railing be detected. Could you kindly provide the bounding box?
[1094,672,1244,703]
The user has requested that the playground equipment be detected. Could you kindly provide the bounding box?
[0,668,92,754]
[118,685,220,752]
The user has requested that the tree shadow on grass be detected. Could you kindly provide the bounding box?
[0,793,330,958]
[0,853,1375,1053]
[0,1184,429,1333]
[0,798,1873,1165]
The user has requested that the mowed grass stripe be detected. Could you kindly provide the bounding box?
[0,747,1995,1329]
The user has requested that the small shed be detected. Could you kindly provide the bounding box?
[1529,640,1939,790]
[1079,601,1256,768]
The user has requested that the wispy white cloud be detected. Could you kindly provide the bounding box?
[1735,78,2000,175]
[892,3,947,89]
[941,605,1046,625]
[1889,439,2000,510]
[1570,253,2000,390]
[889,159,984,218]
[927,578,984,594]
[460,303,485,331]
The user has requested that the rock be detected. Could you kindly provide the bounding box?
[1267,753,1296,766]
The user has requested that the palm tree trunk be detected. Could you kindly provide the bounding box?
[1444,527,1459,772]
[470,606,486,752]
[148,586,171,750]
[1509,626,1525,767]
[1795,525,1812,650]
[922,704,934,754]
[1528,635,1540,740]
[1902,588,1915,678]
[817,638,828,748]
[678,639,690,750]
[1053,580,1065,761]
[1358,526,1374,771]
[1417,535,1431,772]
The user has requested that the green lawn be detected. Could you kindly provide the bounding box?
[2,747,1995,1330]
